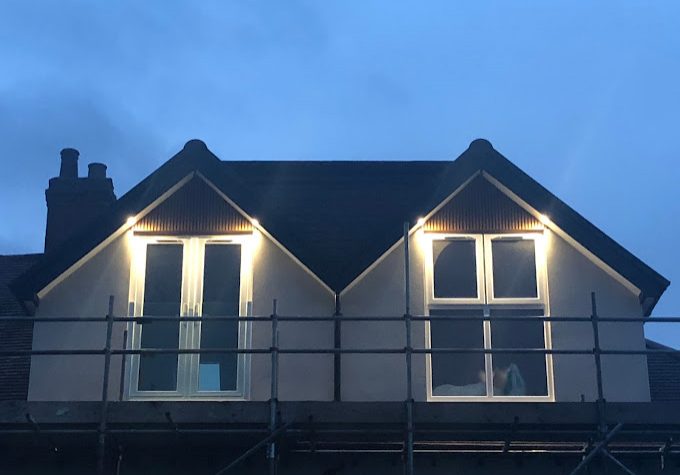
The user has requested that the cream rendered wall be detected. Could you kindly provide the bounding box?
[545,229,649,402]
[28,222,649,403]
[249,231,335,401]
[340,234,428,401]
[339,228,650,402]
[28,230,335,401]
[29,233,133,401]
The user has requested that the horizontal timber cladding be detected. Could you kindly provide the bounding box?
[424,175,543,233]
[133,177,252,235]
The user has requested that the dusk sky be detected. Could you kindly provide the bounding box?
[1,2,678,344]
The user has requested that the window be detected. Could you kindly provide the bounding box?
[430,308,485,396]
[128,236,252,399]
[138,243,183,392]
[489,239,537,298]
[426,233,551,400]
[197,244,241,392]
[432,236,483,301]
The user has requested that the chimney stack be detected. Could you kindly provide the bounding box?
[44,148,116,253]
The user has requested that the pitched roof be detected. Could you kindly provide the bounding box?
[11,139,669,312]
[0,253,42,400]
[1,254,42,316]
[220,160,461,292]
[646,339,680,402]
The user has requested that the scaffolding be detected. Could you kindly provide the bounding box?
[0,224,679,474]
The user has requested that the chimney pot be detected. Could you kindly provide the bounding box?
[59,148,79,178]
[45,148,116,253]
[88,162,107,179]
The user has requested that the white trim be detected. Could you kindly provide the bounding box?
[340,173,481,297]
[424,234,485,306]
[196,172,336,298]
[483,233,547,305]
[126,234,253,400]
[424,231,555,402]
[37,173,196,299]
[481,171,641,297]
[342,170,642,300]
[127,237,187,399]
[421,171,483,226]
[38,170,336,301]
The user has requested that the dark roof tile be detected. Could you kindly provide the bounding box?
[646,339,680,402]
[11,140,669,311]
[0,253,41,400]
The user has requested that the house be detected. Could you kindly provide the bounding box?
[0,138,677,474]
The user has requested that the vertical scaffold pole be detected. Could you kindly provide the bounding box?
[334,293,342,402]
[97,295,115,475]
[403,222,414,475]
[118,328,128,402]
[268,299,279,475]
[591,292,607,436]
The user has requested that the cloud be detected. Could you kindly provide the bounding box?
[0,81,166,252]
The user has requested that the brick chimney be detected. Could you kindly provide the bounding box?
[44,148,116,253]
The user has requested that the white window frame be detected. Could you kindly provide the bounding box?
[127,234,253,400]
[424,231,554,402]
[484,233,547,305]
[425,234,485,306]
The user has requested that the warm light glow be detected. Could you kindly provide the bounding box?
[126,216,136,226]
[539,214,551,225]
[416,217,426,227]
[251,218,260,228]
[250,228,263,254]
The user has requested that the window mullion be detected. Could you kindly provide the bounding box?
[482,305,493,397]
[182,238,202,396]
[192,238,207,395]
[480,237,494,397]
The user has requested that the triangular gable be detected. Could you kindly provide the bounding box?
[339,140,668,314]
[12,141,334,301]
[133,177,252,235]
[424,175,543,234]
[12,138,669,315]
[11,140,229,301]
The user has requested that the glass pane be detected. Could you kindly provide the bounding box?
[433,239,478,299]
[491,239,538,298]
[430,309,486,396]
[490,308,548,396]
[139,244,183,391]
[199,244,241,392]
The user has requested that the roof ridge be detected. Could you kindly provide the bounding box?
[0,253,44,259]
[11,138,670,310]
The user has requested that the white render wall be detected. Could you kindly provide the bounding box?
[340,236,427,401]
[28,231,336,401]
[28,226,650,402]
[339,228,650,402]
[248,232,335,401]
[29,233,133,401]
[545,230,649,402]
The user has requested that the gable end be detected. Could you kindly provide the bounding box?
[424,175,543,234]
[133,177,252,235]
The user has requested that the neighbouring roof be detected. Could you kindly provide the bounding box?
[0,253,42,400]
[11,139,670,313]
[1,254,42,317]
[646,339,680,402]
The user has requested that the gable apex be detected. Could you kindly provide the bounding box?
[424,175,543,234]
[133,176,252,235]
[10,139,669,315]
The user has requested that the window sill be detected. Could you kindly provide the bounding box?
[427,395,554,403]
